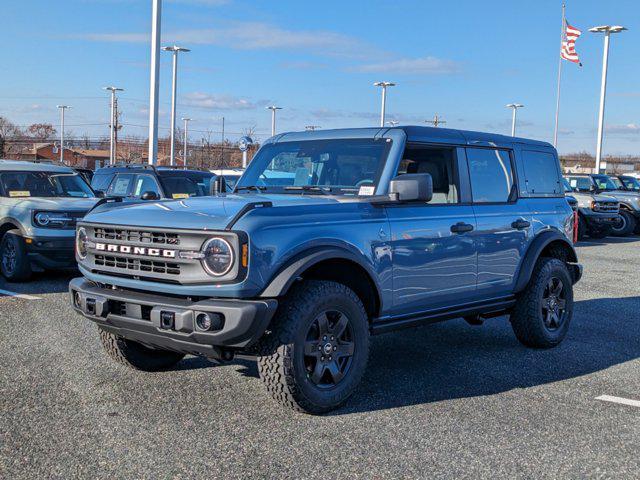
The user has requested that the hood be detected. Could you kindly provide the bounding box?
[10,196,100,211]
[83,193,345,230]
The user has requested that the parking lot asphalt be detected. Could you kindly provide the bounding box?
[1,237,639,479]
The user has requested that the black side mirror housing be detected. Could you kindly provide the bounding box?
[389,173,433,202]
[141,191,160,201]
[94,190,106,198]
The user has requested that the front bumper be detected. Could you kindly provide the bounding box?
[26,236,76,269]
[69,277,278,357]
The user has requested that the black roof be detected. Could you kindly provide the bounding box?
[95,164,212,175]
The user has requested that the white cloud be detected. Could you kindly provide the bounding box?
[183,92,267,110]
[350,56,461,74]
[606,123,640,134]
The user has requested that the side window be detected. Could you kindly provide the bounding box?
[466,148,514,203]
[90,173,113,192]
[521,150,561,195]
[396,147,458,204]
[568,177,592,192]
[107,174,134,197]
[133,175,161,198]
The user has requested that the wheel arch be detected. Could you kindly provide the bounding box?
[259,247,383,319]
[514,230,579,293]
[0,218,26,242]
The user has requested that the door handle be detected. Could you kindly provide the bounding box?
[511,219,531,230]
[450,222,474,234]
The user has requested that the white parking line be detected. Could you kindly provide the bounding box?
[596,395,640,408]
[0,288,42,300]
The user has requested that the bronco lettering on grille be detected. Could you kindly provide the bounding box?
[94,242,177,258]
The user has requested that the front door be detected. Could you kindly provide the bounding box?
[386,145,477,314]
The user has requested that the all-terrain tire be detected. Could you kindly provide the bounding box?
[611,210,636,237]
[256,280,370,414]
[0,229,32,282]
[510,257,574,349]
[99,328,185,371]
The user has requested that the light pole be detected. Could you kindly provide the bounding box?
[386,121,399,127]
[373,81,395,127]
[148,0,162,166]
[305,125,321,131]
[506,103,524,137]
[162,45,190,166]
[267,106,282,136]
[104,86,123,165]
[425,114,446,128]
[56,105,71,163]
[181,118,191,165]
[590,25,627,174]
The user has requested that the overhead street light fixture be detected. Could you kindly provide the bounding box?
[267,106,282,136]
[162,45,191,166]
[373,81,396,127]
[506,103,524,137]
[589,25,627,173]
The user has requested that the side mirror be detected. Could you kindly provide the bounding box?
[210,176,227,195]
[141,191,160,201]
[389,173,433,202]
[94,190,106,198]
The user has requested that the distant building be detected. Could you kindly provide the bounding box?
[19,143,109,169]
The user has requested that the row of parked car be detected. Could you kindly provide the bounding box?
[563,173,640,239]
[0,160,243,281]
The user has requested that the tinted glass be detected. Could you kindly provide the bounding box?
[0,172,94,198]
[592,175,618,191]
[568,177,592,192]
[621,176,640,191]
[107,174,134,196]
[158,172,213,198]
[91,173,113,192]
[397,147,458,204]
[466,148,514,203]
[133,175,161,197]
[239,139,391,194]
[521,150,561,194]
[562,178,574,193]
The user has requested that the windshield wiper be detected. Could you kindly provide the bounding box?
[235,185,267,192]
[284,186,332,195]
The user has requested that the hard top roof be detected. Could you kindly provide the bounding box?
[0,159,76,173]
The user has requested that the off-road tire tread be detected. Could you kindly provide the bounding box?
[511,257,573,349]
[1,229,32,282]
[99,329,185,371]
[256,280,369,414]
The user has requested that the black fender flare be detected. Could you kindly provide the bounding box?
[513,230,578,293]
[0,217,27,237]
[259,247,383,302]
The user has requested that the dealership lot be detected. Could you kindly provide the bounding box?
[1,237,639,479]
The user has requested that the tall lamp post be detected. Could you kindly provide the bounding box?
[148,0,162,166]
[267,106,282,136]
[506,103,524,137]
[104,86,123,165]
[373,81,395,127]
[162,45,190,166]
[182,117,191,165]
[590,25,627,174]
[56,105,71,163]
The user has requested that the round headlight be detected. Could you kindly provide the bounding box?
[35,212,51,226]
[201,237,233,277]
[76,227,88,260]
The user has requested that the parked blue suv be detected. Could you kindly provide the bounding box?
[70,126,582,414]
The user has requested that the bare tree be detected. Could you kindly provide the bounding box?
[27,123,57,141]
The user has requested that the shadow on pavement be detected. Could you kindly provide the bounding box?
[576,236,640,248]
[337,296,640,415]
[0,269,77,296]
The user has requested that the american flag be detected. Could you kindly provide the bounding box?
[561,22,582,65]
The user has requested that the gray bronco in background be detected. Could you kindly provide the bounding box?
[70,126,582,414]
[562,178,619,240]
[0,160,99,281]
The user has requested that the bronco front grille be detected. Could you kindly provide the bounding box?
[594,202,618,213]
[94,254,181,275]
[94,227,180,245]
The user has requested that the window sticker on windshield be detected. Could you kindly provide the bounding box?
[8,191,30,197]
[172,193,190,199]
[358,185,375,196]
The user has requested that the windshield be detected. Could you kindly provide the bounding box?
[158,172,214,198]
[592,175,619,191]
[621,176,640,191]
[238,138,392,194]
[0,171,95,198]
[561,178,575,193]
[610,177,624,189]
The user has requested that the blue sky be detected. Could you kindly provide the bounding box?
[2,0,639,154]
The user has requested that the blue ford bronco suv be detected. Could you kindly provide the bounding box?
[70,126,582,413]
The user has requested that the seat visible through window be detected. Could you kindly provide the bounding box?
[397,148,458,204]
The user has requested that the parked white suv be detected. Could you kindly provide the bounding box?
[0,160,100,281]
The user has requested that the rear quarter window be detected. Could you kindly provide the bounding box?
[522,150,562,195]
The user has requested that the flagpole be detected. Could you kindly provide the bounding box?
[553,2,566,149]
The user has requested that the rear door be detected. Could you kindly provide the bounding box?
[464,147,531,297]
[386,144,477,314]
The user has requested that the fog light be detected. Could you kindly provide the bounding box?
[73,291,81,308]
[195,312,224,332]
[160,311,175,330]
